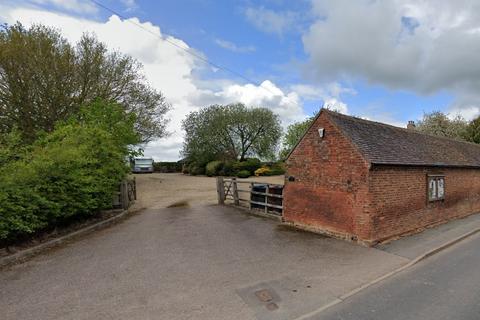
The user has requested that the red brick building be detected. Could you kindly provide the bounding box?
[284,109,480,245]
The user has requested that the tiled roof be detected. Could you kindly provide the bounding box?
[325,109,480,168]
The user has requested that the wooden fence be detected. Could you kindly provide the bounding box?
[113,177,137,210]
[216,177,284,216]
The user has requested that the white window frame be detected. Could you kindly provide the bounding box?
[428,175,445,202]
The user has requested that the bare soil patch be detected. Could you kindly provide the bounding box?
[131,173,284,210]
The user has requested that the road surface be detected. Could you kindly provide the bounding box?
[315,233,480,320]
[0,205,407,320]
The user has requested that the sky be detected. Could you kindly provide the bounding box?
[1,0,479,161]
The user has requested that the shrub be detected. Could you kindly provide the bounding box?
[182,164,190,174]
[233,158,261,175]
[219,161,235,176]
[205,161,224,177]
[265,162,286,176]
[272,161,286,171]
[254,166,271,176]
[0,162,53,240]
[254,162,286,176]
[263,168,285,176]
[154,161,182,173]
[236,170,251,178]
[0,101,137,243]
[188,163,205,176]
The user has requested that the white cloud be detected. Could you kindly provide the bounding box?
[290,82,354,102]
[322,98,348,115]
[289,82,352,116]
[303,0,480,120]
[121,0,136,8]
[214,38,256,53]
[244,6,299,36]
[120,0,138,12]
[30,0,98,14]
[448,105,480,121]
[190,80,306,126]
[360,115,406,129]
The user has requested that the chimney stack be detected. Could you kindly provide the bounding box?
[407,120,416,130]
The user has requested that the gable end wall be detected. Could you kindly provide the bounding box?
[283,111,373,241]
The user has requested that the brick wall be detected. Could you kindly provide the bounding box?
[284,111,480,245]
[369,165,480,242]
[284,111,373,241]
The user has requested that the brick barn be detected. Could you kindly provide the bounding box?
[284,109,480,245]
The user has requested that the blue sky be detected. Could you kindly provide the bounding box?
[1,0,479,160]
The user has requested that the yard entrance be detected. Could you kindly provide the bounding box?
[130,173,284,210]
[217,177,284,217]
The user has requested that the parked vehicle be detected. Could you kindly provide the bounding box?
[132,157,154,173]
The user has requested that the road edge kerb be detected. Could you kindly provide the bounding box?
[0,209,131,269]
[293,226,480,320]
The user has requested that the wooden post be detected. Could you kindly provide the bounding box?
[133,177,137,200]
[125,181,130,209]
[120,181,127,210]
[232,177,239,206]
[249,182,254,210]
[217,177,225,205]
[265,185,269,214]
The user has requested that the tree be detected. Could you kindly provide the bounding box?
[415,111,468,140]
[181,103,282,163]
[0,23,169,143]
[280,116,315,159]
[0,23,76,141]
[74,34,169,142]
[464,117,480,144]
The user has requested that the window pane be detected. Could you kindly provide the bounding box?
[437,178,445,198]
[429,179,437,200]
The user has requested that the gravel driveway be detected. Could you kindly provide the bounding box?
[131,173,284,210]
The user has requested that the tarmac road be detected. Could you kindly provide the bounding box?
[314,233,480,320]
[0,205,407,320]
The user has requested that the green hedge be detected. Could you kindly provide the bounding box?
[184,158,282,177]
[0,101,137,243]
[232,158,262,175]
[205,160,224,176]
[236,170,251,178]
[264,162,286,176]
[153,161,182,173]
[219,161,235,176]
[188,162,206,175]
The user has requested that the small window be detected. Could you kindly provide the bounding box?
[428,175,445,201]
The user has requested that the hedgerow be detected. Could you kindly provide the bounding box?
[0,100,139,243]
[205,160,224,176]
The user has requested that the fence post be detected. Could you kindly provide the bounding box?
[249,182,254,210]
[264,184,269,214]
[217,176,225,205]
[232,177,239,206]
[133,177,137,200]
[120,181,126,210]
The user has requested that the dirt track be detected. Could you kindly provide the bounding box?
[131,173,284,210]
